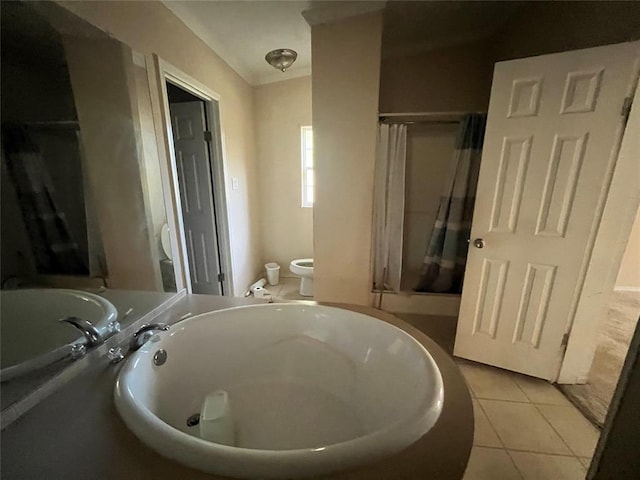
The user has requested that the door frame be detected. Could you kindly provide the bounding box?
[558,65,640,383]
[149,55,234,296]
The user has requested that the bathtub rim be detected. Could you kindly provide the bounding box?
[115,303,446,478]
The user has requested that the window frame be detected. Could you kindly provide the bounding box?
[300,125,313,208]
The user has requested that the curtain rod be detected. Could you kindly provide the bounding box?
[378,111,486,117]
[378,111,486,125]
[380,119,461,125]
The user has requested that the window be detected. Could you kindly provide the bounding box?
[301,126,314,207]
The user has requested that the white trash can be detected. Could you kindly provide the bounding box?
[265,263,280,286]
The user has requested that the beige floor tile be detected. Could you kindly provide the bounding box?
[537,404,600,458]
[509,451,586,480]
[265,283,282,297]
[463,447,522,480]
[472,400,502,447]
[480,400,571,455]
[458,363,529,401]
[578,457,592,469]
[276,278,310,301]
[512,376,571,406]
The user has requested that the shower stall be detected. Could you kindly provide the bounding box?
[372,111,486,315]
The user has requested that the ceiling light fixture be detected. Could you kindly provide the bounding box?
[265,48,298,72]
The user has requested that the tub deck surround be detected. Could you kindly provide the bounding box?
[115,304,445,478]
[1,296,473,480]
[0,289,180,425]
[1,289,119,383]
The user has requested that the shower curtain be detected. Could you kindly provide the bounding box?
[2,124,87,275]
[415,114,487,294]
[372,123,407,292]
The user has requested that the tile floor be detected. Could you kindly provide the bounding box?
[458,359,600,480]
[263,290,601,479]
[390,313,601,478]
[264,276,310,302]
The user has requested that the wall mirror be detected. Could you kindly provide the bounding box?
[0,1,178,405]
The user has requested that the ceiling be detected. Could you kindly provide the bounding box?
[163,1,314,86]
[163,1,523,86]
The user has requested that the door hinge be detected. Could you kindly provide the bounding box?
[204,131,213,142]
[561,333,570,348]
[217,272,225,283]
[621,96,633,121]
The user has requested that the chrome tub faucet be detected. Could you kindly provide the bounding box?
[130,323,170,351]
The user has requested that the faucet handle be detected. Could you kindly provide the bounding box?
[70,343,87,360]
[130,323,170,351]
[107,347,125,364]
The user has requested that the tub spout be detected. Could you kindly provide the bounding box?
[130,323,170,351]
[60,316,103,346]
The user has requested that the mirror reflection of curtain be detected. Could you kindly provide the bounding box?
[415,114,487,294]
[2,124,88,275]
[373,123,407,292]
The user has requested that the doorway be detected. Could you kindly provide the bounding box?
[155,58,233,297]
[560,214,640,426]
[165,82,224,295]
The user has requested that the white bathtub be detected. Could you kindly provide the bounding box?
[115,304,444,479]
[0,289,117,382]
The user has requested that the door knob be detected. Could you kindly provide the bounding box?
[473,238,485,249]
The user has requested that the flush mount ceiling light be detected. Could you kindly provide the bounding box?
[265,48,298,72]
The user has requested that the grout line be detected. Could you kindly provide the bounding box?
[476,395,581,460]
[468,446,526,480]
[532,402,582,459]
[473,444,592,459]
[556,386,604,430]
[511,373,534,402]
[504,449,526,480]
[474,398,506,449]
[474,397,530,404]
[474,395,577,406]
[462,360,597,465]
[504,447,587,457]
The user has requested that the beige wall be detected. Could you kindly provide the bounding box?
[616,209,640,290]
[312,12,382,305]
[59,1,262,295]
[254,76,313,273]
[380,2,640,115]
[64,36,162,291]
[402,123,458,290]
[493,1,640,61]
[379,40,495,114]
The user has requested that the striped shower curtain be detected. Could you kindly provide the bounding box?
[415,114,487,294]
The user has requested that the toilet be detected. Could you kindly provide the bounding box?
[159,224,176,291]
[289,258,314,297]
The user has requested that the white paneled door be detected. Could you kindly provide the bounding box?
[454,42,640,381]
[170,101,223,295]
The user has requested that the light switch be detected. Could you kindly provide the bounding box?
[231,177,240,190]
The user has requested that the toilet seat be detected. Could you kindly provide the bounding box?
[290,258,313,275]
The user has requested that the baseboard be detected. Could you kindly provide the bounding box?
[379,291,461,316]
[613,286,640,292]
